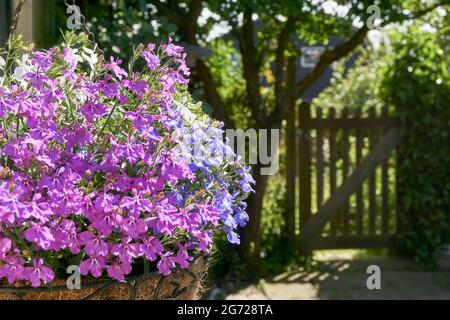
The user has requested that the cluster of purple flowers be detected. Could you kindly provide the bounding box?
[0,35,253,287]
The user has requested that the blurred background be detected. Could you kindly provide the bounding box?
[1,0,450,299]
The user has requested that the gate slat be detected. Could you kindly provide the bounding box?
[316,107,324,211]
[299,103,312,230]
[342,108,350,235]
[381,106,390,234]
[329,108,338,236]
[368,108,377,235]
[396,147,402,233]
[355,107,364,235]
[311,235,394,250]
[285,95,297,244]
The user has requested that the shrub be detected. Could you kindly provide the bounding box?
[381,25,450,266]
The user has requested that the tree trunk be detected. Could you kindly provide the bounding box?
[240,162,269,274]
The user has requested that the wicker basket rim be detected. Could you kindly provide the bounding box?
[0,253,206,293]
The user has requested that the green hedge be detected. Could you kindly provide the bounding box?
[382,26,450,266]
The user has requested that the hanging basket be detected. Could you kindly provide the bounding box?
[0,1,251,301]
[0,255,208,300]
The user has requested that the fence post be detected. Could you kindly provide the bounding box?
[396,143,403,234]
[368,107,377,235]
[299,102,312,240]
[285,101,297,245]
[0,0,12,46]
[329,107,337,235]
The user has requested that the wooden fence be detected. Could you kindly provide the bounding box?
[286,102,401,253]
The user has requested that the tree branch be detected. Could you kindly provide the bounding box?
[238,9,264,127]
[153,0,233,128]
[185,0,203,43]
[274,21,291,104]
[196,60,235,129]
[398,1,449,23]
[270,56,297,129]
[270,19,294,127]
[294,26,369,99]
[290,1,447,110]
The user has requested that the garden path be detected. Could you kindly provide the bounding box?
[223,253,450,300]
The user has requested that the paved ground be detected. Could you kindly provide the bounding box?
[223,254,450,300]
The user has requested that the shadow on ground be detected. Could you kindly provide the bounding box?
[220,255,450,300]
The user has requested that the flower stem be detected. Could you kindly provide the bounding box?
[98,102,118,137]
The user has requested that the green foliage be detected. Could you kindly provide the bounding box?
[88,0,175,61]
[381,23,450,267]
[206,40,251,127]
[312,45,387,115]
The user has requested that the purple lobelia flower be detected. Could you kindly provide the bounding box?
[61,47,80,70]
[141,44,160,71]
[162,37,184,59]
[119,194,153,217]
[79,255,106,278]
[196,203,220,226]
[226,230,241,245]
[0,185,24,225]
[24,258,55,287]
[140,236,163,261]
[81,101,109,123]
[23,200,53,223]
[125,108,156,132]
[107,259,132,282]
[157,252,176,276]
[236,166,256,193]
[174,242,193,269]
[113,138,146,164]
[122,215,148,239]
[0,255,25,284]
[51,219,79,252]
[105,56,127,80]
[110,237,141,263]
[123,80,148,98]
[32,50,55,72]
[192,231,213,252]
[0,237,12,259]
[78,231,109,257]
[90,210,122,237]
[24,222,55,250]
[155,203,179,236]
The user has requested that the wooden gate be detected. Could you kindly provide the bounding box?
[292,102,401,253]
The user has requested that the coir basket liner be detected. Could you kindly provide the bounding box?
[0,255,208,300]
